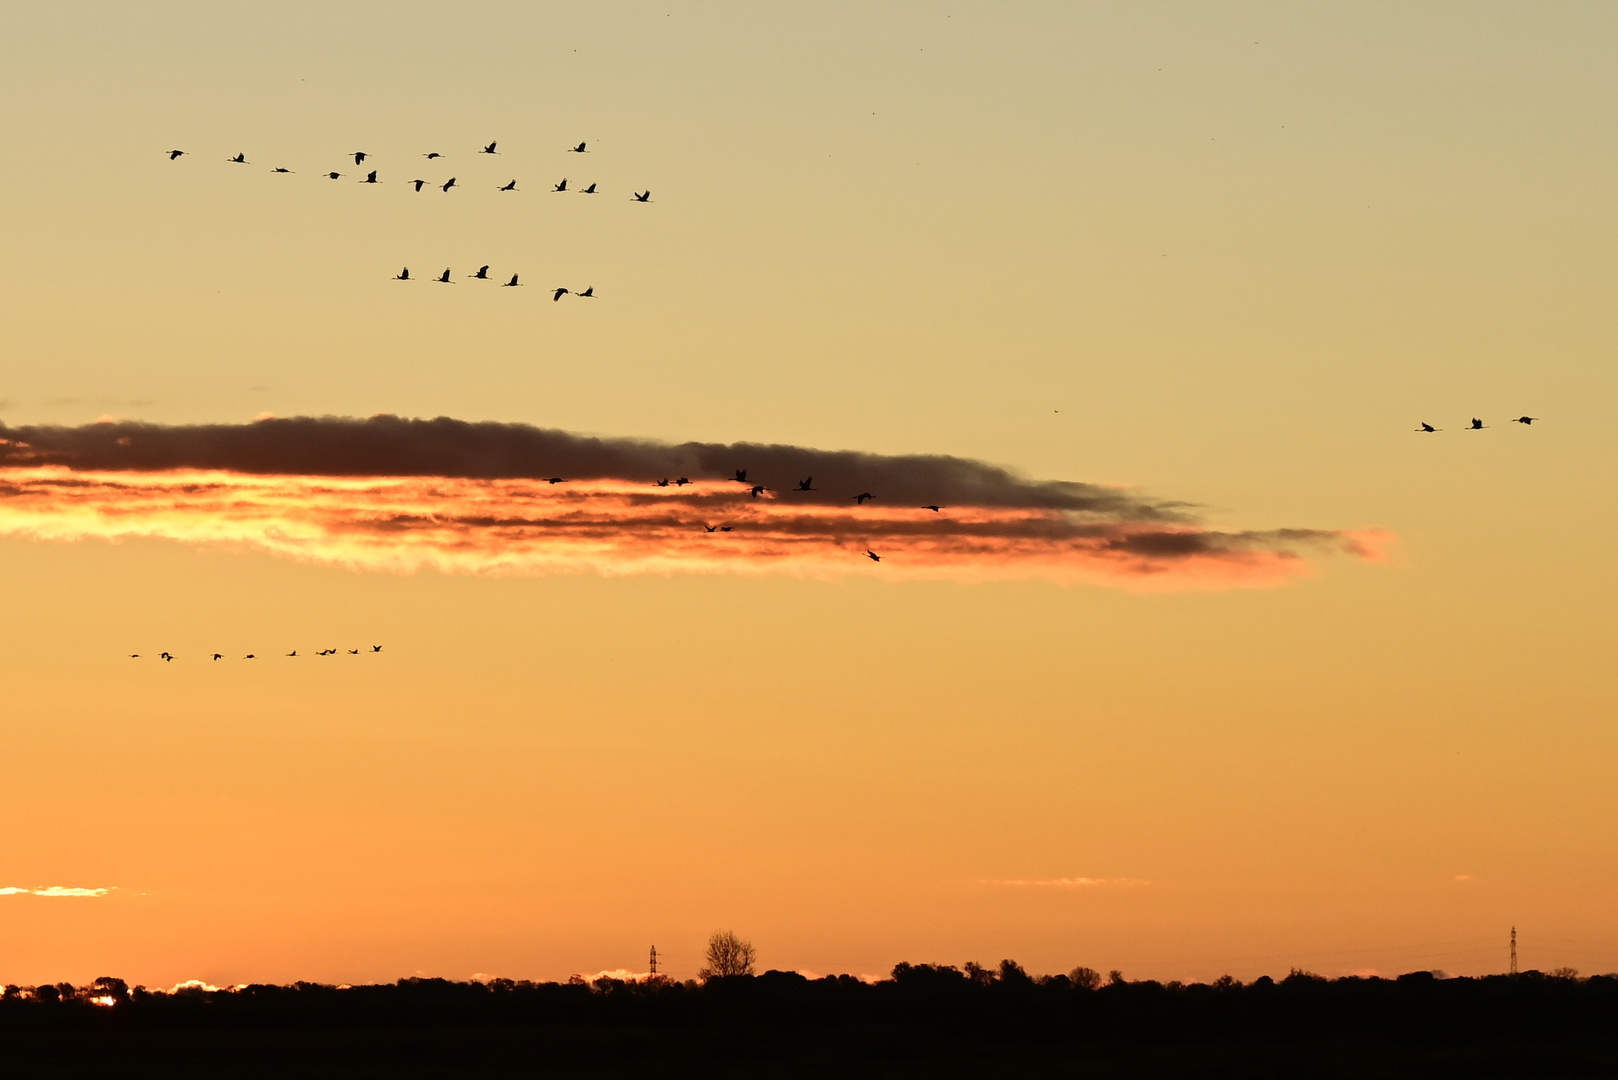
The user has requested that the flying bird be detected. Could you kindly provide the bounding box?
[244,654,255,659]
[503,274,521,287]
[656,478,670,487]
[160,652,173,661]
[394,267,411,280]
[733,469,747,482]
[1416,422,1438,432]
[750,485,766,498]
[703,524,718,533]
[480,142,498,154]
[632,191,651,202]
[435,268,453,284]
[371,645,382,652]
[866,550,882,563]
[569,142,588,153]
[129,654,139,658]
[325,171,343,180]
[360,170,378,184]
[796,477,815,491]
[1511,416,1537,425]
[719,526,733,532]
[353,151,368,165]
[470,265,490,279]
[498,179,517,191]
[424,151,442,160]
[409,179,426,192]
[228,153,248,164]
[271,167,293,173]
[553,178,568,192]
[675,477,690,486]
[552,287,569,301]
[580,183,597,194]
[347,649,359,655]
[853,492,874,504]
[286,650,297,657]
[212,653,223,661]
[441,177,457,192]
[576,286,594,297]
[543,477,564,484]
[920,504,942,512]
[1468,418,1486,430]
[167,150,185,160]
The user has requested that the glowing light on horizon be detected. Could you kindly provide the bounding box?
[0,467,1386,589]
[0,885,112,897]
[981,877,1151,888]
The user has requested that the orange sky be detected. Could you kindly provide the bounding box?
[1,2,1615,986]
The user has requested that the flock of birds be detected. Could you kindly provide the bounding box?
[166,139,651,294]
[131,646,384,661]
[1417,416,1537,432]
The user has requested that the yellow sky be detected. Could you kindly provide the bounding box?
[1,2,1615,986]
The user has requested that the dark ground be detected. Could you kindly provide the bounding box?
[4,967,1615,1077]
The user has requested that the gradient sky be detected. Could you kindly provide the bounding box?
[1,1,1615,987]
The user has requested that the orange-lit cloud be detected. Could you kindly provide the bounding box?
[0,416,1387,587]
[1,886,111,897]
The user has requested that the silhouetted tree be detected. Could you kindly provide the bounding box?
[1069,966,1102,990]
[699,930,756,979]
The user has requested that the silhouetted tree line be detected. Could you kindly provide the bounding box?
[3,964,1615,1035]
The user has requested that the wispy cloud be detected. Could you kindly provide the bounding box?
[1,885,111,897]
[0,416,1388,588]
[981,877,1150,888]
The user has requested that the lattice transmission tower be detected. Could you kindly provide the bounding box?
[649,945,659,977]
[1510,926,1518,975]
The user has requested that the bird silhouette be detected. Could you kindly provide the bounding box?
[326,171,343,180]
[719,526,733,532]
[244,654,255,659]
[271,167,293,173]
[544,477,564,484]
[866,550,882,562]
[733,469,748,482]
[750,485,767,498]
[853,492,874,504]
[360,170,378,184]
[552,287,569,301]
[212,653,223,661]
[503,274,521,287]
[435,268,453,284]
[920,504,943,512]
[424,151,442,160]
[1512,416,1537,425]
[394,267,411,280]
[129,654,139,658]
[286,650,297,657]
[481,142,498,154]
[470,265,490,279]
[570,142,588,153]
[498,179,517,191]
[371,645,382,652]
[553,178,568,192]
[441,177,457,192]
[167,150,185,160]
[656,478,670,487]
[1416,422,1438,432]
[353,151,368,165]
[410,179,426,192]
[160,652,173,661]
[796,477,815,491]
[703,524,718,532]
[675,477,690,486]
[1468,418,1486,430]
[347,649,359,655]
[570,286,591,298]
[228,153,248,164]
[581,183,597,194]
[632,191,651,202]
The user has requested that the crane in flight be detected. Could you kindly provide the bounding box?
[866,550,882,563]
[553,178,569,192]
[853,492,874,504]
[441,177,457,192]
[271,167,293,174]
[576,287,594,298]
[1468,418,1486,430]
[481,141,498,154]
[352,151,368,165]
[394,267,411,280]
[1511,416,1538,425]
[167,149,185,160]
[569,142,588,153]
[503,274,521,287]
[581,183,597,194]
[325,171,343,180]
[552,287,569,301]
[470,265,490,279]
[410,179,426,191]
[435,268,454,284]
[1416,422,1438,432]
[920,504,943,512]
[360,170,379,184]
[632,190,651,202]
[228,152,248,163]
[795,477,815,491]
[498,179,517,191]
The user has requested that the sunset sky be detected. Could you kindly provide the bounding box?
[1,2,1615,987]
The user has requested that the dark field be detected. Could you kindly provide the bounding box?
[4,967,1616,1078]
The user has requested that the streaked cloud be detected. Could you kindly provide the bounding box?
[981,877,1150,888]
[1,885,111,897]
[0,416,1387,588]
